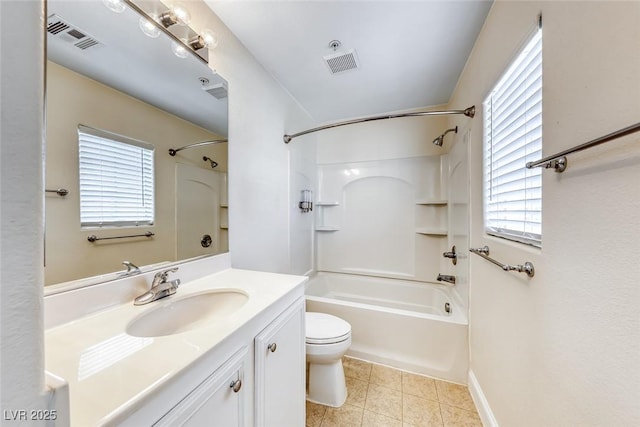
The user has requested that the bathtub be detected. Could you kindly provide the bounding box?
[305,272,469,384]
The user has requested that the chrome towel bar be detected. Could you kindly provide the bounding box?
[526,122,640,173]
[88,231,154,243]
[469,246,535,278]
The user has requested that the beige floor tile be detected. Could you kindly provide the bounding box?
[370,364,402,391]
[402,394,443,427]
[346,376,369,408]
[307,400,327,427]
[402,372,438,401]
[362,410,403,427]
[344,356,373,382]
[434,381,476,412]
[440,404,483,427]
[364,384,403,421]
[321,404,364,427]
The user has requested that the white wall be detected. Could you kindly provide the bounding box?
[189,0,316,274]
[446,1,640,426]
[0,0,49,418]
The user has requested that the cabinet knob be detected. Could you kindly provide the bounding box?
[267,342,277,353]
[229,379,242,393]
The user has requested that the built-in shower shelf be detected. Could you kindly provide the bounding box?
[415,200,448,205]
[316,201,340,206]
[220,204,228,208]
[415,228,447,236]
[316,226,340,232]
[220,225,228,230]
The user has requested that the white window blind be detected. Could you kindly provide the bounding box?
[483,27,542,247]
[78,125,155,228]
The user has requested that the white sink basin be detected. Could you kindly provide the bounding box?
[126,289,249,337]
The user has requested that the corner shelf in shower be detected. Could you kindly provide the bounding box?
[415,228,447,236]
[315,226,340,232]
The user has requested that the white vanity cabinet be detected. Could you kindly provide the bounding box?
[254,299,306,427]
[44,263,309,426]
[154,347,249,427]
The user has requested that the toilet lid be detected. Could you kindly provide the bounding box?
[306,312,351,344]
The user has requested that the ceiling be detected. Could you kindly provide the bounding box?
[206,0,493,123]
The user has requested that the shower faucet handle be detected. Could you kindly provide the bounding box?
[442,245,457,265]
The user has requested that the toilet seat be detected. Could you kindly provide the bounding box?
[306,312,351,345]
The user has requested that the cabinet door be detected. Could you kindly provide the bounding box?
[254,298,305,427]
[154,347,248,427]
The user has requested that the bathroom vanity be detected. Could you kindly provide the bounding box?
[44,255,306,426]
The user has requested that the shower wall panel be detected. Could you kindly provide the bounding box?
[316,156,448,282]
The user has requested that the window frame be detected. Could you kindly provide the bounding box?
[482,23,543,248]
[78,125,156,229]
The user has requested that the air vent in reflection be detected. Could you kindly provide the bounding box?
[47,14,103,51]
[203,82,228,100]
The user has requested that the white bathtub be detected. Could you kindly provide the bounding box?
[305,272,469,383]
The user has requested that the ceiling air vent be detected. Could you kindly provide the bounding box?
[323,49,360,75]
[47,14,103,51]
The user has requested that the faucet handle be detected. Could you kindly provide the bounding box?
[153,267,179,283]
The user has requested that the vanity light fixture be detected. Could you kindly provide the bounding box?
[299,190,313,213]
[102,0,126,13]
[188,29,218,51]
[159,5,191,28]
[123,0,218,62]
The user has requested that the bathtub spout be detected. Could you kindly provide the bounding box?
[437,274,456,285]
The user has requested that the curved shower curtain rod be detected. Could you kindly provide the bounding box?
[283,105,475,144]
[168,139,228,156]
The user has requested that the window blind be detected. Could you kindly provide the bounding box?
[483,28,542,247]
[78,126,155,227]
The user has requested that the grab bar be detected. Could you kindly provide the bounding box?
[526,122,640,173]
[88,231,154,243]
[45,188,69,197]
[469,246,535,278]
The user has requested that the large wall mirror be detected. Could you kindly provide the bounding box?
[45,0,229,287]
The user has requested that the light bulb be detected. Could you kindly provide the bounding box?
[102,0,125,13]
[200,29,218,49]
[138,16,160,38]
[171,40,189,59]
[172,5,191,26]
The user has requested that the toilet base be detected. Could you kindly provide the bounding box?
[306,359,347,407]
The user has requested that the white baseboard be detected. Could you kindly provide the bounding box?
[468,370,499,427]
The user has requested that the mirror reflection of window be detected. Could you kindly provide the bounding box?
[78,125,155,228]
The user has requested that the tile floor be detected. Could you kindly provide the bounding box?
[306,356,483,427]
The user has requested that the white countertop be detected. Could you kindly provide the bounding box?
[44,268,306,426]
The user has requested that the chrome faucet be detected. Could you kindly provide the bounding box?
[436,274,456,285]
[134,267,181,306]
[118,260,141,277]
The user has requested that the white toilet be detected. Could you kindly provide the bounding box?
[305,312,352,407]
